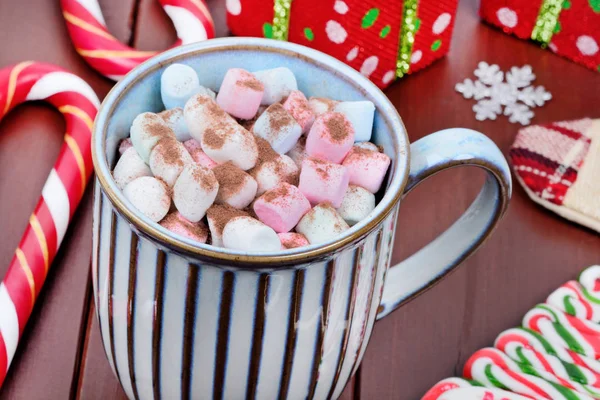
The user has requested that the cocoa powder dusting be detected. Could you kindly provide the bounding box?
[203,128,225,150]
[156,138,184,166]
[239,78,264,91]
[348,146,374,161]
[281,234,307,249]
[253,136,279,166]
[191,165,218,191]
[161,212,208,239]
[325,113,350,143]
[159,108,180,121]
[309,158,331,180]
[145,120,174,139]
[212,162,248,199]
[267,104,293,132]
[207,204,249,234]
[261,183,290,203]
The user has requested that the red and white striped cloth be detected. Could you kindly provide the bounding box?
[0,62,99,386]
[61,0,215,80]
[510,118,600,233]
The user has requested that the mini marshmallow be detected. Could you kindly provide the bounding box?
[252,103,302,154]
[206,204,250,247]
[183,139,217,168]
[172,164,219,222]
[306,112,355,163]
[354,141,380,152]
[282,90,315,133]
[184,94,237,142]
[216,68,264,119]
[308,97,339,116]
[118,138,132,155]
[286,135,307,168]
[253,183,311,233]
[113,147,152,190]
[222,216,281,252]
[253,67,298,105]
[336,185,376,226]
[123,176,170,222]
[159,107,191,141]
[161,63,201,109]
[298,158,349,208]
[149,138,194,187]
[201,122,258,170]
[296,203,350,245]
[160,211,209,243]
[130,112,175,163]
[251,139,299,195]
[278,233,309,249]
[342,146,391,193]
[333,101,375,142]
[212,162,258,209]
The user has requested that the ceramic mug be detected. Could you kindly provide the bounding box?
[92,38,511,400]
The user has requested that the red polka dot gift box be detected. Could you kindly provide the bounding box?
[480,0,600,73]
[226,0,459,88]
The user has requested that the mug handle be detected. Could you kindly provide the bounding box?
[376,128,512,320]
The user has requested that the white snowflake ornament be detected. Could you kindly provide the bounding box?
[455,62,551,125]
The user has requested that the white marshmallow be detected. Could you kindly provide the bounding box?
[212,162,258,209]
[161,63,201,109]
[130,112,175,163]
[286,136,307,168]
[173,164,219,222]
[159,107,191,142]
[184,94,233,142]
[252,103,302,154]
[296,203,350,245]
[123,176,170,222]
[308,97,339,116]
[149,138,194,187]
[206,205,250,247]
[118,138,133,155]
[253,67,298,105]
[336,185,376,226]
[222,216,281,252]
[354,141,379,152]
[252,154,299,195]
[334,101,375,142]
[201,122,258,171]
[113,147,152,190]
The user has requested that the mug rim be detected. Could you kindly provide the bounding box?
[92,37,410,266]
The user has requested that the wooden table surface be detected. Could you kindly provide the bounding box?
[0,0,599,398]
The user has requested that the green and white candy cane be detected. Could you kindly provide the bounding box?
[496,328,600,390]
[464,348,594,400]
[523,304,600,360]
[547,281,600,323]
[580,266,600,296]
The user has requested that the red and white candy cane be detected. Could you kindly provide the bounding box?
[547,280,600,323]
[422,377,478,400]
[61,0,215,80]
[0,62,99,386]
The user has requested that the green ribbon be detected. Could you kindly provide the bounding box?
[396,0,419,78]
[270,0,292,41]
[531,0,564,45]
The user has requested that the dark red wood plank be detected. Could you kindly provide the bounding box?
[0,0,118,397]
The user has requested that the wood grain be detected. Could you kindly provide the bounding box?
[0,0,599,399]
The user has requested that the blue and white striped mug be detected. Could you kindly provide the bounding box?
[91,38,512,400]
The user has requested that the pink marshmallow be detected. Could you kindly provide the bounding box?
[183,139,217,168]
[282,90,315,133]
[278,232,309,249]
[160,211,209,243]
[119,138,133,155]
[216,68,264,120]
[298,158,349,208]
[305,112,355,164]
[342,146,391,193]
[253,183,311,233]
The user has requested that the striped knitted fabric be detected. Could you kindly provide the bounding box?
[509,118,600,233]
